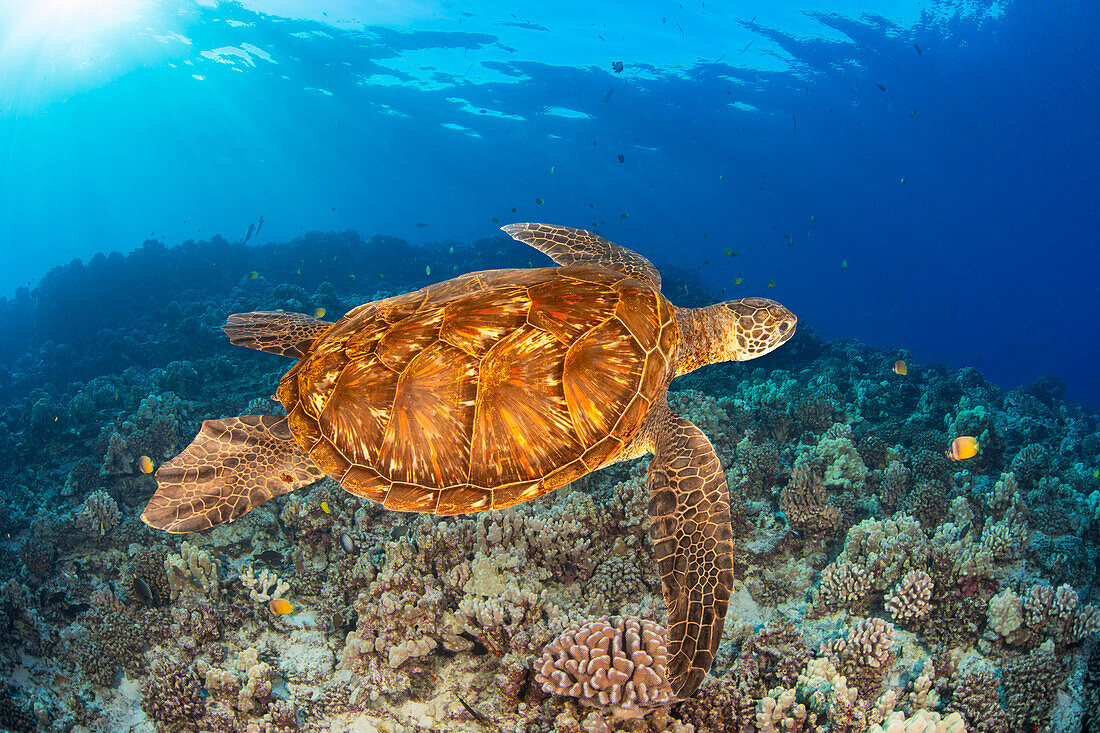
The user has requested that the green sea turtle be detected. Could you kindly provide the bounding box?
[142,223,796,697]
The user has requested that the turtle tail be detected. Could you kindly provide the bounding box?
[222,311,332,358]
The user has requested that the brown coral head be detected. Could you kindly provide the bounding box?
[535,616,675,711]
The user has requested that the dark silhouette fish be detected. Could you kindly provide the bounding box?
[255,549,283,565]
[243,222,255,243]
[132,574,154,604]
[255,215,264,238]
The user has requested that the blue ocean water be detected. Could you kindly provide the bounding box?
[1,0,1096,405]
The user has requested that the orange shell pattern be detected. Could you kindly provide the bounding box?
[276,266,678,515]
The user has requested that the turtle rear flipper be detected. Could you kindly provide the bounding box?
[141,415,323,533]
[646,404,734,699]
[501,222,662,290]
[222,311,332,358]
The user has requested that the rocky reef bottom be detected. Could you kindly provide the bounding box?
[1,232,1098,731]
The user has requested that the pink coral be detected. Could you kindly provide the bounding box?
[536,616,674,712]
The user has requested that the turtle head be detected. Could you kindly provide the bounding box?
[719,297,797,361]
[674,297,796,376]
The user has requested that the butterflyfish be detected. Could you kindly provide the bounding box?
[139,456,155,474]
[268,598,293,615]
[248,271,259,280]
[733,277,743,285]
[766,280,776,288]
[947,436,979,461]
[893,360,907,376]
[426,265,432,276]
[313,307,326,319]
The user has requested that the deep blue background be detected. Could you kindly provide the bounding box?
[1,0,1097,404]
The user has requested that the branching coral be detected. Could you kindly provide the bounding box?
[165,541,221,600]
[1001,640,1061,730]
[819,618,896,700]
[988,583,1100,647]
[241,565,290,603]
[585,545,648,615]
[74,489,119,540]
[833,513,930,592]
[755,657,852,732]
[141,659,204,728]
[878,460,909,513]
[812,561,874,617]
[98,392,183,474]
[869,711,966,733]
[885,570,934,625]
[732,432,781,498]
[781,465,841,536]
[536,616,675,718]
[949,668,1009,732]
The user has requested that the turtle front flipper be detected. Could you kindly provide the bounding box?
[500,222,662,290]
[141,415,324,533]
[222,311,333,358]
[646,405,734,699]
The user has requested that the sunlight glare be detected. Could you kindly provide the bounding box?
[0,0,174,111]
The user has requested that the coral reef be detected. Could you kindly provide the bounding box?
[1,230,1098,731]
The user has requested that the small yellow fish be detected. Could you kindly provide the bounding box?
[448,246,454,254]
[947,436,979,461]
[268,598,293,615]
[313,307,326,319]
[893,360,907,376]
[426,265,432,276]
[620,213,628,219]
[248,271,259,280]
[320,501,330,514]
[536,198,544,205]
[1094,469,1099,478]
[138,455,154,474]
[724,248,733,255]
[766,280,776,288]
[841,259,848,269]
[348,274,356,281]
[733,277,743,285]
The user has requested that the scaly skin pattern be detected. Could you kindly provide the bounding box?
[635,399,735,699]
[275,264,678,515]
[142,415,324,532]
[142,222,796,698]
